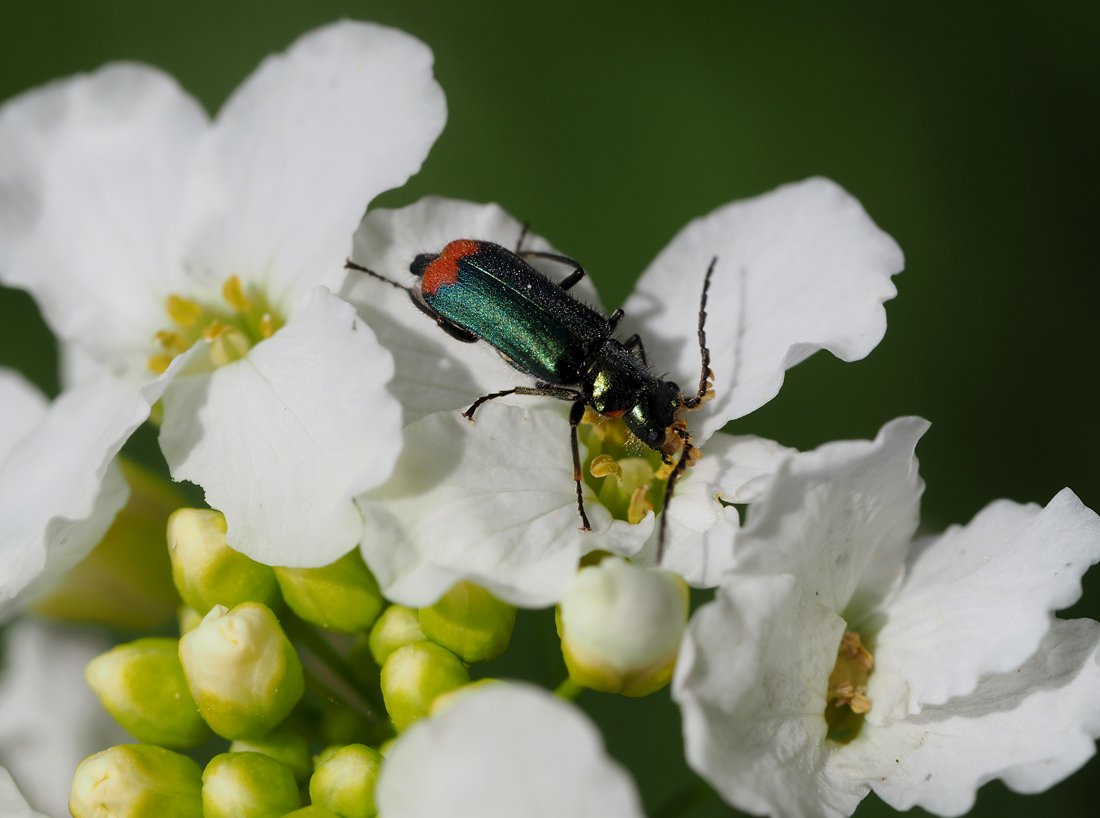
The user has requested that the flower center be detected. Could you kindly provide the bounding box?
[579,410,673,525]
[148,277,284,374]
[824,630,874,743]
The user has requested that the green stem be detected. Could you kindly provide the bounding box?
[283,615,388,718]
[553,677,584,700]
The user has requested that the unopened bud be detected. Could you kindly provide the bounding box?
[167,508,279,614]
[275,549,384,633]
[85,637,210,747]
[202,752,301,818]
[367,604,424,665]
[179,604,203,635]
[309,744,383,818]
[178,602,304,739]
[381,642,469,731]
[280,808,341,818]
[557,558,688,696]
[70,744,202,818]
[419,581,516,663]
[430,677,500,716]
[230,726,312,783]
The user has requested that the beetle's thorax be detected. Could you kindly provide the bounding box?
[582,340,683,451]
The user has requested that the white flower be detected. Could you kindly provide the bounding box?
[0,21,446,566]
[349,182,901,605]
[375,683,644,818]
[0,368,177,620]
[0,618,128,817]
[673,417,1100,818]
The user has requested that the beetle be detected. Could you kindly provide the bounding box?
[346,234,714,562]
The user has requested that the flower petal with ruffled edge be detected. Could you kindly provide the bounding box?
[0,359,190,620]
[0,619,129,817]
[376,683,645,818]
[869,488,1100,719]
[160,288,399,566]
[622,177,903,442]
[674,418,1100,818]
[0,22,446,566]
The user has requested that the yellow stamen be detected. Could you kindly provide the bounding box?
[153,329,187,353]
[166,295,202,328]
[206,326,251,368]
[147,354,173,375]
[626,484,654,525]
[590,454,622,479]
[221,275,251,314]
[259,313,275,339]
[827,631,874,715]
[201,320,229,341]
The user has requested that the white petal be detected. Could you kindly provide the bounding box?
[840,618,1100,817]
[674,573,863,818]
[870,488,1100,717]
[633,432,796,586]
[159,287,400,567]
[0,63,206,371]
[0,365,184,619]
[0,370,47,458]
[359,402,616,607]
[0,619,129,818]
[0,768,48,818]
[376,683,644,818]
[623,178,902,441]
[345,197,604,426]
[736,417,928,619]
[180,22,446,307]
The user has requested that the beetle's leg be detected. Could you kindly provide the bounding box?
[515,222,531,253]
[656,429,694,563]
[344,258,407,291]
[518,250,588,291]
[569,399,592,531]
[622,333,649,366]
[607,308,625,333]
[462,384,582,421]
[684,256,717,408]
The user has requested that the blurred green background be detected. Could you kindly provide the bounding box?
[1,1,1097,816]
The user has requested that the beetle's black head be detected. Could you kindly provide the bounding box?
[625,380,683,451]
[410,253,438,277]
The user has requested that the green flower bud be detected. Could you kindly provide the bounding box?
[418,581,516,663]
[231,726,312,783]
[280,808,341,818]
[557,558,688,697]
[70,744,202,818]
[34,460,183,628]
[274,549,384,633]
[178,602,304,739]
[85,637,210,748]
[167,508,280,614]
[308,744,383,818]
[367,604,424,665]
[202,752,301,818]
[381,642,469,731]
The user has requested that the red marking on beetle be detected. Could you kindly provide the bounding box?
[604,409,626,418]
[422,239,483,295]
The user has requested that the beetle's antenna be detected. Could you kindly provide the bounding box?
[684,256,717,409]
[656,428,694,564]
[345,258,407,291]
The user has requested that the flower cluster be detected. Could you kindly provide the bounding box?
[1,18,1098,818]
